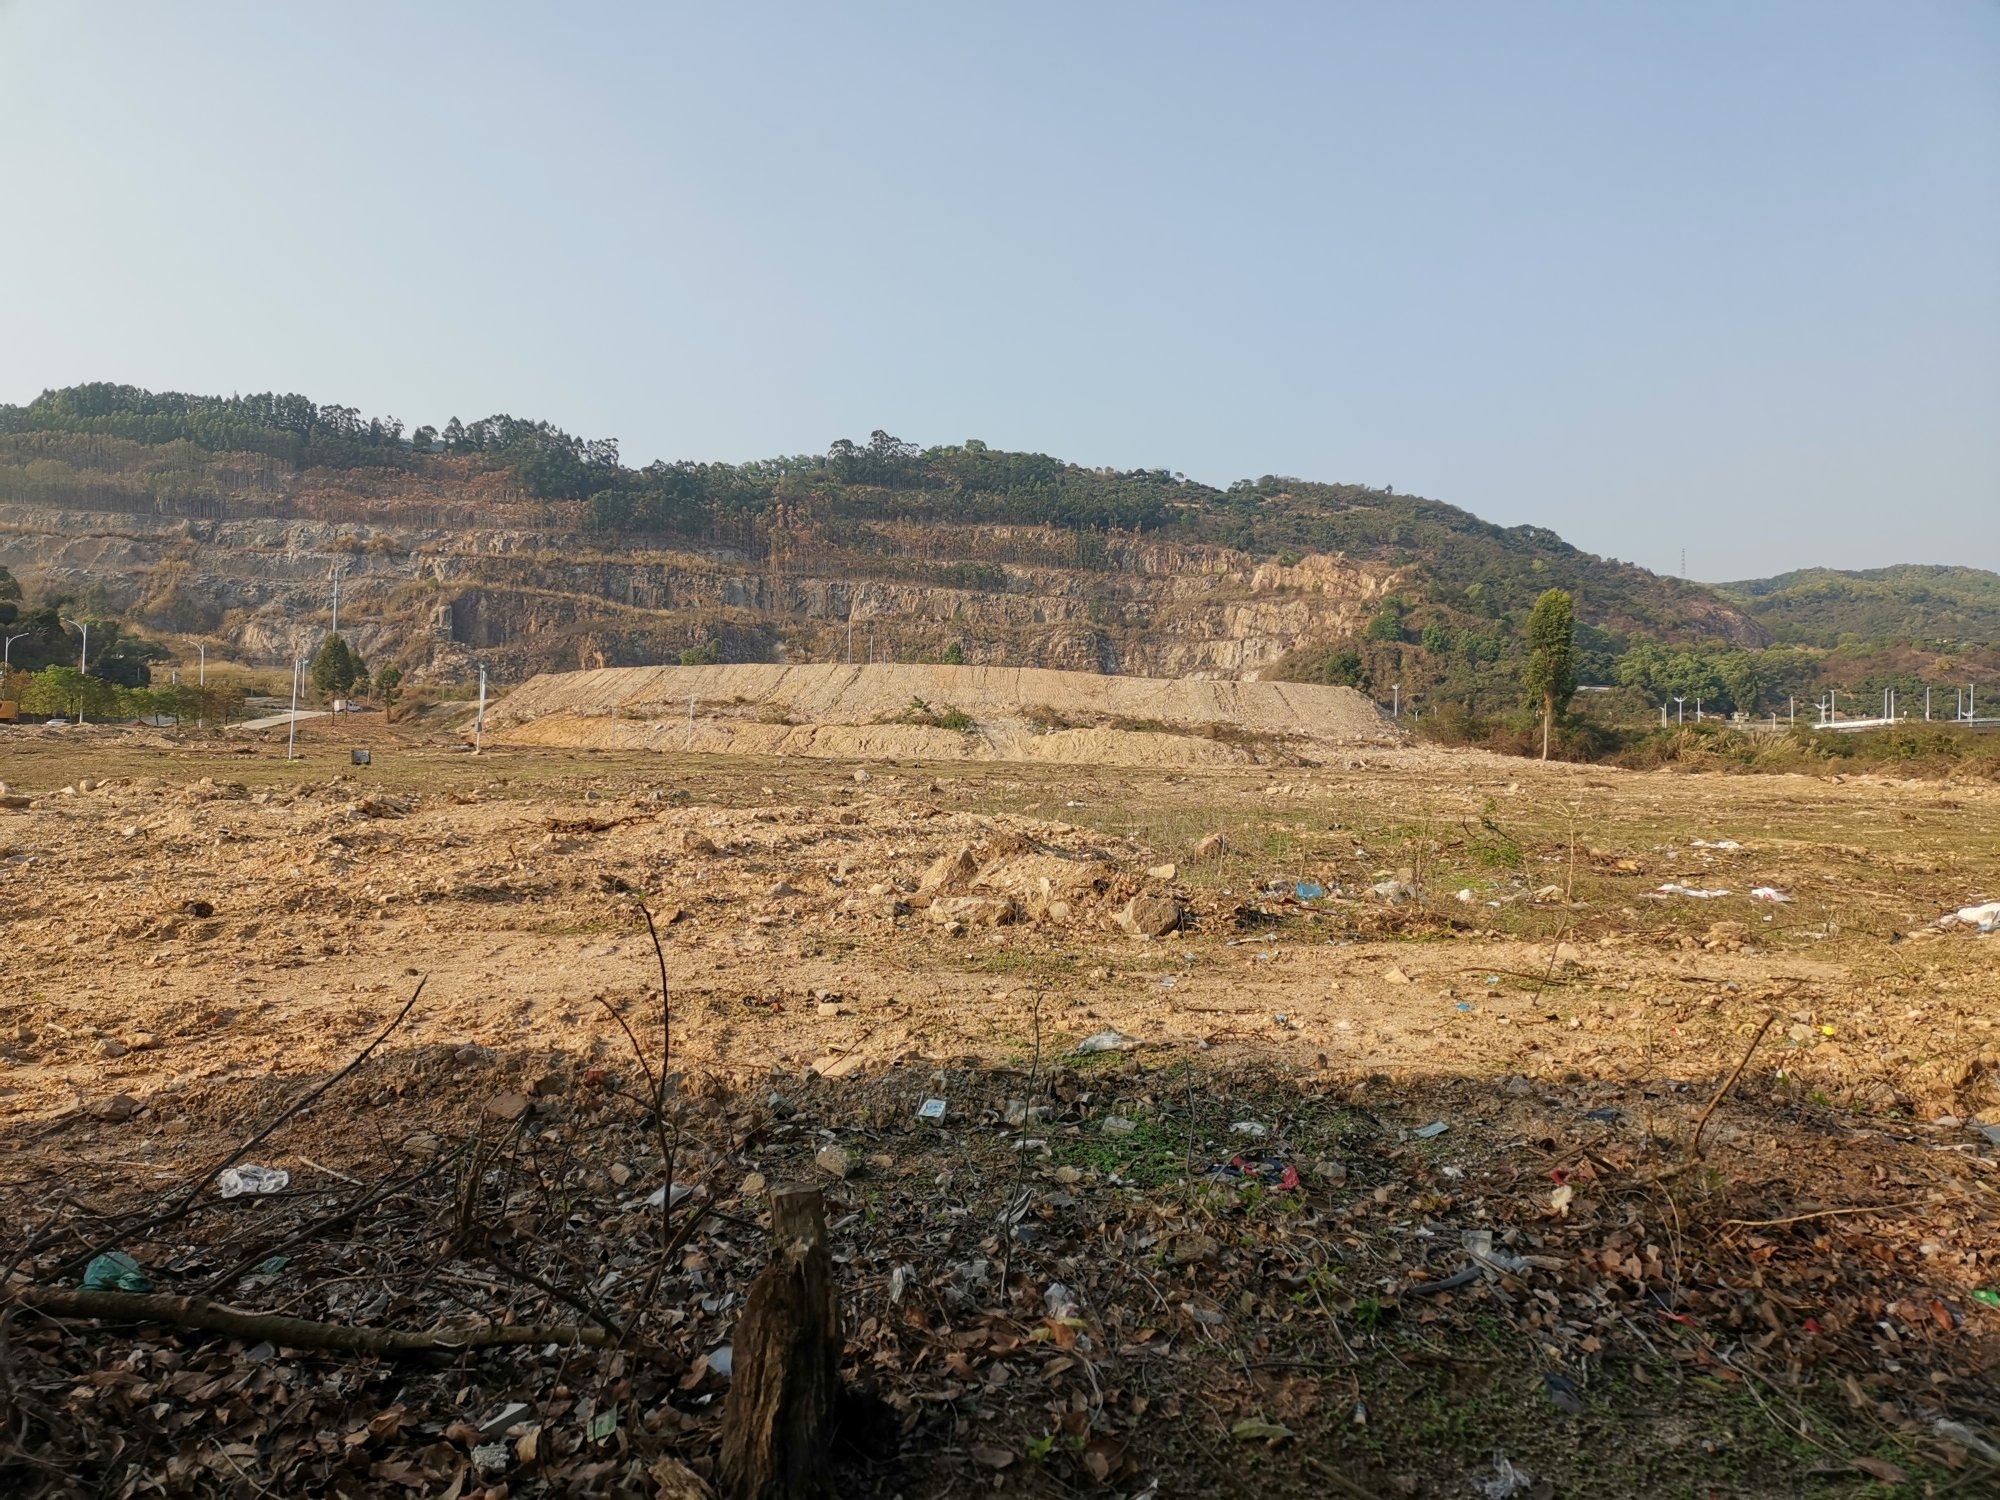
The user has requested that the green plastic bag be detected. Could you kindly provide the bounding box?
[81,1251,153,1293]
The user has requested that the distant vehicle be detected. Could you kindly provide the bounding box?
[0,699,17,723]
[44,718,68,727]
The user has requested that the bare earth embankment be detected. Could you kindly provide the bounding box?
[484,662,1401,767]
[0,721,1996,1497]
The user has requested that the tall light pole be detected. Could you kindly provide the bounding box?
[1694,697,1703,724]
[1660,702,1668,726]
[62,617,88,723]
[197,643,207,686]
[1391,683,1400,718]
[2,631,26,667]
[287,655,303,760]
[473,663,488,754]
[329,565,346,638]
[1673,696,1685,725]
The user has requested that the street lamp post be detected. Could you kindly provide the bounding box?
[2,631,26,668]
[474,664,488,754]
[1391,683,1400,718]
[287,655,303,761]
[1672,697,1685,725]
[61,617,88,723]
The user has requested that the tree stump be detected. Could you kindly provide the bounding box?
[719,1185,841,1500]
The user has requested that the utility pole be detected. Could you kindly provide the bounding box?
[1925,687,1930,721]
[1391,683,1400,718]
[1695,697,1703,724]
[287,655,303,760]
[1660,703,1668,726]
[198,643,207,686]
[62,617,88,723]
[2,631,26,668]
[1788,696,1795,726]
[329,565,346,638]
[473,663,488,754]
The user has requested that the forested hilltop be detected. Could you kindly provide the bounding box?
[1717,566,2000,651]
[1,382,1992,724]
[0,382,1721,624]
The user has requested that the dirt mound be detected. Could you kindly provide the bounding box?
[486,662,1398,767]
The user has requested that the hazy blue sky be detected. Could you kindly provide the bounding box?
[3,2,1994,578]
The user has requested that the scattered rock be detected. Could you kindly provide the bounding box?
[482,1091,533,1122]
[1115,895,1183,937]
[927,894,1016,927]
[1146,862,1178,881]
[88,1093,141,1123]
[918,845,980,895]
[814,1144,853,1179]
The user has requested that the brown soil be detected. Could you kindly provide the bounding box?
[485,662,1401,767]
[0,721,1995,1496]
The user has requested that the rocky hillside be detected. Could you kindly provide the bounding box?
[0,382,1767,706]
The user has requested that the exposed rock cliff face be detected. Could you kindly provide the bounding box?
[0,501,1412,682]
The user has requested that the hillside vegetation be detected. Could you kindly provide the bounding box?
[2,383,1994,724]
[1717,564,2000,649]
[0,384,1742,641]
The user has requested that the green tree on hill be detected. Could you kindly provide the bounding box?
[1525,588,1577,760]
[310,632,365,699]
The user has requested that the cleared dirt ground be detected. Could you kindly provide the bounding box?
[1,718,1996,1497]
[486,662,1399,767]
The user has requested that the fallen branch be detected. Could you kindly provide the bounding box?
[1690,1010,1779,1159]
[1721,1200,1926,1230]
[1401,1266,1481,1297]
[6,1285,673,1364]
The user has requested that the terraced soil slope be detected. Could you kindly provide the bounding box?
[486,662,1400,767]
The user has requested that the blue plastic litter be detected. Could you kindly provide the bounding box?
[1295,881,1327,901]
